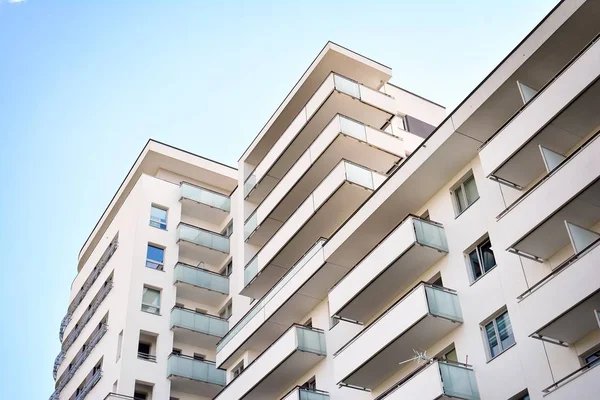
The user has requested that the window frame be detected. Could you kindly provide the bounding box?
[450,172,479,217]
[232,360,244,379]
[145,243,165,271]
[466,237,497,283]
[141,286,161,315]
[149,204,168,230]
[482,310,516,361]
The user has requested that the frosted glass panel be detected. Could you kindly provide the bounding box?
[245,212,258,240]
[244,256,258,287]
[565,221,600,254]
[168,355,226,386]
[170,307,228,337]
[344,162,374,189]
[220,239,326,352]
[178,224,230,253]
[413,219,448,251]
[517,81,538,104]
[296,327,327,355]
[180,182,230,211]
[340,116,366,140]
[539,146,566,173]
[299,389,330,400]
[334,75,360,98]
[244,174,257,198]
[425,286,462,322]
[439,362,480,400]
[174,264,229,294]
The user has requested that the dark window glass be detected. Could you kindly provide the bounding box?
[146,245,164,270]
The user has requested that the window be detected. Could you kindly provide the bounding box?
[146,244,165,270]
[116,330,123,361]
[303,318,313,328]
[396,114,407,131]
[141,287,161,314]
[451,173,479,215]
[467,238,496,281]
[195,308,207,314]
[172,348,182,355]
[443,348,458,362]
[483,311,515,359]
[583,347,600,368]
[222,221,233,237]
[193,353,206,361]
[302,376,317,391]
[134,392,148,400]
[150,205,168,230]
[221,260,233,277]
[219,300,232,320]
[232,361,244,379]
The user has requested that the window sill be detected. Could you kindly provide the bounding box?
[486,342,517,364]
[469,264,498,287]
[145,266,165,272]
[141,309,161,316]
[149,223,168,231]
[454,197,480,219]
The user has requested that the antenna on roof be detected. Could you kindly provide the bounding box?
[398,349,433,367]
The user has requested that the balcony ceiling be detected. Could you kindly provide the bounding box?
[341,315,460,390]
[495,77,600,188]
[456,1,600,143]
[512,179,600,259]
[536,290,600,345]
[242,42,392,165]
[336,244,446,323]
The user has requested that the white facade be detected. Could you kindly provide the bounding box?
[52,2,600,399]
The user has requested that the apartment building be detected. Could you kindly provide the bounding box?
[51,1,600,399]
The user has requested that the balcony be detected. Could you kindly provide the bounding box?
[217,239,340,369]
[334,283,462,390]
[173,263,229,306]
[376,361,480,400]
[518,237,600,347]
[59,233,118,344]
[479,33,600,189]
[244,72,395,203]
[242,160,384,299]
[167,354,226,398]
[180,182,231,224]
[542,359,600,398]
[244,114,403,246]
[55,280,113,377]
[177,223,230,265]
[329,215,448,323]
[500,135,600,262]
[281,387,330,400]
[214,325,326,400]
[52,323,108,399]
[170,307,228,348]
[68,368,102,400]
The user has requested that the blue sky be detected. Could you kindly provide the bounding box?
[0,0,557,398]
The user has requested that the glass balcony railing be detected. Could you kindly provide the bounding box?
[413,218,449,252]
[378,361,479,400]
[244,212,258,241]
[71,369,102,400]
[173,263,229,295]
[220,239,326,353]
[344,161,375,189]
[167,354,226,387]
[177,223,230,254]
[439,362,480,399]
[425,285,462,321]
[243,73,392,198]
[282,387,330,400]
[55,280,112,378]
[297,389,330,400]
[53,324,107,398]
[180,182,231,212]
[170,307,228,338]
[59,234,118,344]
[296,326,327,355]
